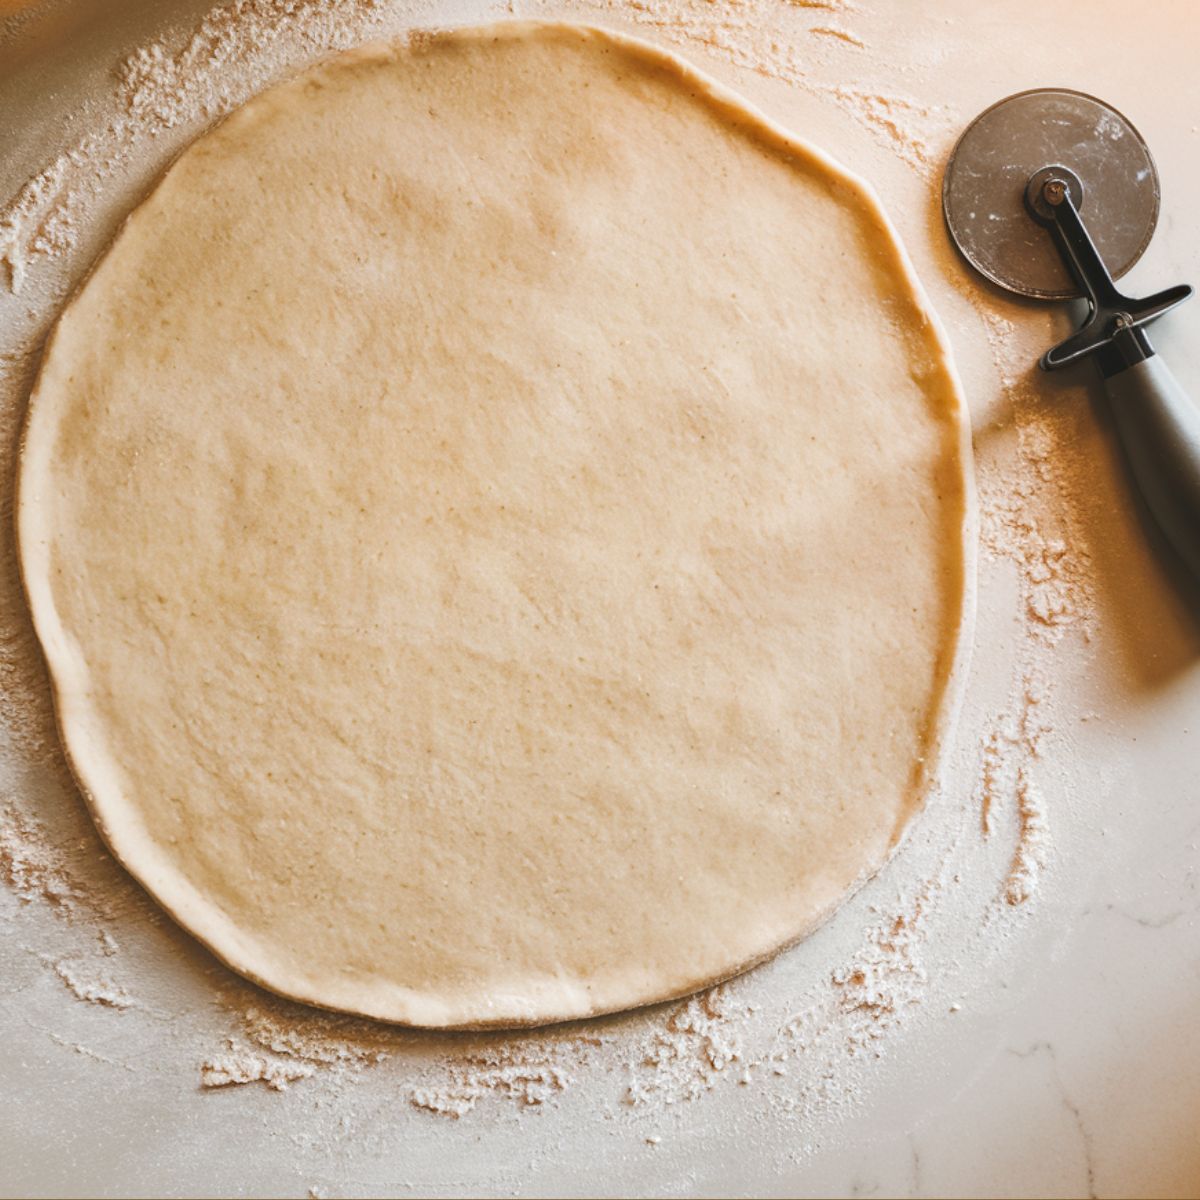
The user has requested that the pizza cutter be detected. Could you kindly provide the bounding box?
[942,87,1200,582]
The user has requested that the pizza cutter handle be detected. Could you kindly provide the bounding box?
[1104,349,1200,582]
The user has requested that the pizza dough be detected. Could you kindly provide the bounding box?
[18,22,972,1027]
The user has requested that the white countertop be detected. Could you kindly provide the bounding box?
[1,1,1198,1196]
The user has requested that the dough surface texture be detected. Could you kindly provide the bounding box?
[19,23,972,1027]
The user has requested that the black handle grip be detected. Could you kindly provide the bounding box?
[1104,354,1200,581]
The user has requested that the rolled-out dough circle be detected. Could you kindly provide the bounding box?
[19,22,973,1028]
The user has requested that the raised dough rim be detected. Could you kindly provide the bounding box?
[15,19,978,1030]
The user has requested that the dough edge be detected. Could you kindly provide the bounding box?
[16,19,978,1029]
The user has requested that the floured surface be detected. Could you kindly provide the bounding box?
[2,1,1200,1197]
[16,22,969,1027]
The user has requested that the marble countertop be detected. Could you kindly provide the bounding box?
[1,1,1197,1196]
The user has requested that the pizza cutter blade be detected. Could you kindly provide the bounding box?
[943,88,1200,584]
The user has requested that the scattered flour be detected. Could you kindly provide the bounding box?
[980,452,1093,638]
[816,84,952,176]
[1,0,401,292]
[561,0,956,178]
[971,676,1054,906]
[200,985,596,1118]
[197,991,391,1090]
[963,297,1095,914]
[975,678,1048,807]
[976,311,1095,642]
[202,1040,317,1091]
[571,0,813,85]
[198,995,396,1092]
[0,801,79,910]
[830,900,929,1053]
[809,25,864,48]
[625,987,745,1106]
[39,1027,139,1072]
[744,873,947,1124]
[51,957,135,1010]
[0,780,159,930]
[1006,769,1050,907]
[409,1049,578,1117]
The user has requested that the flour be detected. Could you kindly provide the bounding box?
[830,901,929,1053]
[625,986,745,1106]
[976,311,1096,642]
[737,870,948,1128]
[0,157,78,292]
[976,726,1005,838]
[1,0,404,293]
[0,801,79,910]
[973,677,1053,905]
[1006,769,1050,906]
[409,1050,578,1117]
[809,25,864,48]
[980,447,1094,640]
[233,1001,391,1067]
[195,989,393,1093]
[573,0,812,85]
[812,882,935,1056]
[561,0,956,178]
[0,776,159,932]
[975,678,1049,828]
[199,984,599,1118]
[202,1040,318,1091]
[817,85,951,177]
[960,290,1099,917]
[51,957,136,1010]
[40,1027,139,1072]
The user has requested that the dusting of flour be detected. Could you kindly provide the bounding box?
[550,0,957,177]
[1,0,400,293]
